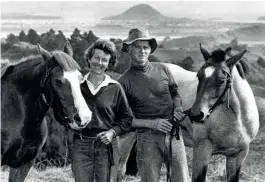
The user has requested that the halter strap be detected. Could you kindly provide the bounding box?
[40,64,57,106]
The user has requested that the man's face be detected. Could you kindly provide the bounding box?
[128,40,151,66]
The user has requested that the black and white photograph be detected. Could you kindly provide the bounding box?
[1,1,265,182]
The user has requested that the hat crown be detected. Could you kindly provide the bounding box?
[127,28,150,42]
[122,28,157,53]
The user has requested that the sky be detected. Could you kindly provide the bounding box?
[1,1,265,22]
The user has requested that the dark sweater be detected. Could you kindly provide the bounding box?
[118,62,181,120]
[80,78,133,137]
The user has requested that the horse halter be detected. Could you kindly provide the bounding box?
[40,64,56,106]
[39,64,70,125]
[193,63,233,124]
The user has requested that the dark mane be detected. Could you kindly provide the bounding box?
[1,55,42,78]
[236,58,250,79]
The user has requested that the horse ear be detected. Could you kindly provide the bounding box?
[37,44,52,60]
[225,47,232,56]
[64,41,73,57]
[226,50,247,67]
[199,43,210,61]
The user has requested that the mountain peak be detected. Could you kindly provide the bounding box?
[124,4,162,17]
[102,4,173,21]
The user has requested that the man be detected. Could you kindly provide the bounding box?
[118,28,190,182]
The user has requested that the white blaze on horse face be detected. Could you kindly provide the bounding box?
[64,70,92,128]
[204,66,215,78]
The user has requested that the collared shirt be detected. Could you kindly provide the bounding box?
[118,62,180,120]
[82,73,118,95]
[80,73,133,136]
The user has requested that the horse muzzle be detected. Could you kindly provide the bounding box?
[189,108,209,124]
[70,113,91,130]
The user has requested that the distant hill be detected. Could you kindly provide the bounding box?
[208,18,223,21]
[226,24,265,41]
[257,16,265,21]
[1,13,62,20]
[160,36,216,49]
[102,4,174,21]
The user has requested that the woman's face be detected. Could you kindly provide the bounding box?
[88,49,111,75]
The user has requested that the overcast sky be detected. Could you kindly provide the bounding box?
[1,1,265,22]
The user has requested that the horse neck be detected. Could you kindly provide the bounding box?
[229,67,259,138]
[12,59,48,93]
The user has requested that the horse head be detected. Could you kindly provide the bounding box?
[37,42,92,130]
[189,44,247,123]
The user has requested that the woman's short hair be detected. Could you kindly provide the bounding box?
[84,39,117,70]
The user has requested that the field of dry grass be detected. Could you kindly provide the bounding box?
[1,144,264,182]
[1,126,265,181]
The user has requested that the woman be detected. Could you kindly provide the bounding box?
[71,39,133,182]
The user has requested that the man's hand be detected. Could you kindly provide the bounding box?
[151,119,172,133]
[97,129,116,145]
[174,106,186,121]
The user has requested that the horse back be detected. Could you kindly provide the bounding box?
[1,62,15,79]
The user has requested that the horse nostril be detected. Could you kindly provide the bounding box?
[73,114,81,125]
[199,111,204,120]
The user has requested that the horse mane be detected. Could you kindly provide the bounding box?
[1,55,42,78]
[235,58,250,79]
[1,51,80,78]
[52,51,81,71]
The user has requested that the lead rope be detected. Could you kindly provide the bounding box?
[227,69,232,109]
[227,83,231,109]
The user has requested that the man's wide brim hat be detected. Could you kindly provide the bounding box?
[121,28,157,54]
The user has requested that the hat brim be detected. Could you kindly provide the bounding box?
[121,37,157,54]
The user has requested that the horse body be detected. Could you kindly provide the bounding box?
[1,58,50,168]
[189,46,259,182]
[1,43,92,182]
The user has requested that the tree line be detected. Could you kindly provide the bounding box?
[1,28,197,74]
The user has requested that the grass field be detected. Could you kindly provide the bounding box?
[1,142,264,182]
[1,127,264,182]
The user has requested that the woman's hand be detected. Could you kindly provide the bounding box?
[97,129,116,145]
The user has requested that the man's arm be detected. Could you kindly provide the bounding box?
[164,65,186,121]
[132,118,172,133]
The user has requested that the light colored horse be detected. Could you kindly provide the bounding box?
[189,46,259,182]
[117,47,259,182]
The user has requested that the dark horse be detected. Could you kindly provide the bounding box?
[1,42,92,182]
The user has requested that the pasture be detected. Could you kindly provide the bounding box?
[1,120,265,181]
[1,140,264,182]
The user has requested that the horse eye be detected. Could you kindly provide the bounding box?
[55,79,63,85]
[219,80,225,85]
